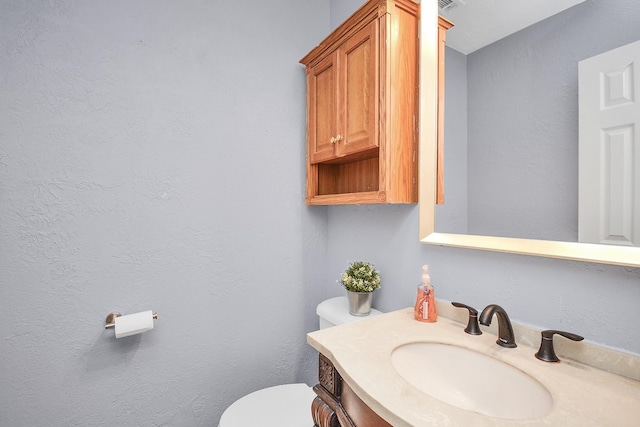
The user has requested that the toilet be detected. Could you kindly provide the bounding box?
[218,296,383,426]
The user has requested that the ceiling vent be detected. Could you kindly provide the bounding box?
[439,0,466,12]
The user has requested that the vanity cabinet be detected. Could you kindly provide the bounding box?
[312,353,392,427]
[300,0,420,205]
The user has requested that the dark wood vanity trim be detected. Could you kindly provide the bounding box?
[312,353,392,427]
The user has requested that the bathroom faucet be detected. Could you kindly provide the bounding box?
[479,304,517,348]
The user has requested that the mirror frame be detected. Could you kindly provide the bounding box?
[418,2,640,268]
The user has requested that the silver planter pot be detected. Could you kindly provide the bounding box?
[346,291,373,316]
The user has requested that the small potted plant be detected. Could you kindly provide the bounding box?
[338,261,381,316]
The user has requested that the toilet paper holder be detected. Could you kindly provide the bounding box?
[105,311,158,329]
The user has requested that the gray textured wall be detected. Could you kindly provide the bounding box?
[327,0,640,357]
[436,47,468,234]
[0,1,329,425]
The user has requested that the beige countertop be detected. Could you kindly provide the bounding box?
[307,304,640,426]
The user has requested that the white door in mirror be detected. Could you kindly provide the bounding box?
[579,39,640,247]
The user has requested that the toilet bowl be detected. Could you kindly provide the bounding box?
[218,296,383,426]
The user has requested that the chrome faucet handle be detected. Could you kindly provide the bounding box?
[451,302,482,335]
[535,330,584,362]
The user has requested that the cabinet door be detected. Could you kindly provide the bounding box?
[338,20,379,158]
[308,52,339,164]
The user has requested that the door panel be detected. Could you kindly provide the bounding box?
[339,21,379,157]
[579,39,640,246]
[309,53,338,164]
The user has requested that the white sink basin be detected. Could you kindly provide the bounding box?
[391,342,553,420]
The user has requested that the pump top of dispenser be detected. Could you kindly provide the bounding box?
[421,265,432,290]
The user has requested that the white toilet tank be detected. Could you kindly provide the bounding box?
[317,296,383,329]
[219,296,383,427]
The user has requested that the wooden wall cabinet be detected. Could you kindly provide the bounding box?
[300,0,420,205]
[306,20,378,165]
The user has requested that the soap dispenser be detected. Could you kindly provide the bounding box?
[414,265,437,322]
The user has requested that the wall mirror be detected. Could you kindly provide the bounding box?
[419,0,640,267]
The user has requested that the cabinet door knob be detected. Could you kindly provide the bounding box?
[336,134,343,141]
[330,137,336,144]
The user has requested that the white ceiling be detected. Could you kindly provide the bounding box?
[439,0,586,54]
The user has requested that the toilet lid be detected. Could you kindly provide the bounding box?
[219,383,316,427]
[317,296,383,325]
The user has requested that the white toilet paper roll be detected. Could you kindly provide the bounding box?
[115,310,155,338]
